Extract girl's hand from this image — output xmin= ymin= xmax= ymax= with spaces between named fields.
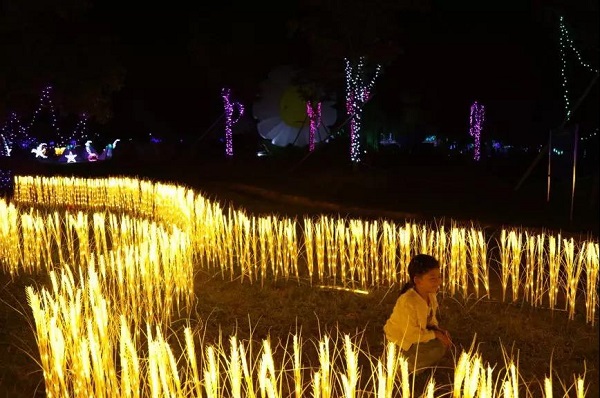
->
xmin=434 ymin=330 xmax=453 ymax=349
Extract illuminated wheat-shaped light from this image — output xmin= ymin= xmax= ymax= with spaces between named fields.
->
xmin=322 ymin=216 xmax=338 ymax=285
xmin=479 ymin=230 xmax=490 ymax=298
xmin=509 ymin=230 xmax=524 ymax=303
xmin=341 ymin=334 xmax=359 ymax=398
xmin=369 ymin=220 xmax=381 ymax=287
xmin=226 ymin=335 xmax=243 ymax=398
xmin=317 ymin=335 xmax=332 ymax=398
xmin=314 ymin=219 xmax=326 ymax=284
xmin=449 ymin=227 xmax=467 ymax=296
xmin=336 ymin=218 xmax=347 ymax=287
xmin=575 ymin=373 xmax=586 ymax=398
xmin=524 ymin=233 xmax=536 ymax=305
xmin=119 ymin=316 xmax=140 ymax=398
xmin=584 ymin=242 xmax=599 ymax=326
xmin=0 ymin=199 xmax=21 ymax=276
xmin=303 ymin=218 xmax=315 ymax=284
xmin=467 ymin=227 xmax=481 ymax=298
xmin=259 ymin=338 xmax=280 ymax=398
xmin=498 ymin=229 xmax=510 ymax=302
xmin=239 ymin=341 xmax=257 ymax=398
xmin=204 ymin=345 xmax=220 ymax=398
xmin=533 ymin=233 xmax=546 ymax=308
xmin=292 ymin=334 xmax=303 ymax=398
xmin=373 ymin=342 xmax=405 ymax=398
xmin=380 ymin=221 xmax=395 ymax=286
xmin=346 ymin=228 xmax=357 ymax=289
xmin=548 ymin=235 xmax=561 ymax=310
xmin=398 ymin=223 xmax=411 ymax=277
xmin=434 ymin=225 xmax=448 ymax=292
xmin=563 ymin=238 xmax=584 ymax=321
xmin=349 ymin=219 xmax=367 ymax=289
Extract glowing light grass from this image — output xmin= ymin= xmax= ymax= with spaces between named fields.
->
xmin=1 ymin=176 xmax=598 ymax=397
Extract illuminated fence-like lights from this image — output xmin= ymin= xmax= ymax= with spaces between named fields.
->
xmin=1 ymin=176 xmax=598 ymax=397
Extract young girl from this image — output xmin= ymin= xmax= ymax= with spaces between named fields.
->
xmin=384 ymin=254 xmax=452 ymax=373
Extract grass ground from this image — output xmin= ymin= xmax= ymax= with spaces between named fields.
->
xmin=0 ymin=146 xmax=598 ymax=397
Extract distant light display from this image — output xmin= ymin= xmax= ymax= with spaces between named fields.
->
xmin=0 ymin=168 xmax=12 ymax=190
xmin=221 ymin=88 xmax=244 ymax=157
xmin=28 ymin=85 xmax=61 ymax=142
xmin=469 ymin=101 xmax=485 ymax=161
xmin=344 ymin=57 xmax=381 ymax=163
xmin=306 ymin=101 xmax=322 ymax=152
xmin=558 ymin=15 xmax=599 ymax=121
xmin=1 ymin=112 xmax=32 ymax=155
xmin=65 ymin=113 xmax=90 ymax=145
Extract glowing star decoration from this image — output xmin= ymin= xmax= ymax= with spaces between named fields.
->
xmin=253 ymin=66 xmax=337 ymax=147
xmin=469 ymin=101 xmax=485 ymax=161
xmin=65 ymin=151 xmax=77 ymax=163
xmin=345 ymin=57 xmax=381 ymax=163
xmin=306 ymin=101 xmax=322 ymax=152
xmin=31 ymin=143 xmax=48 ymax=158
xmin=221 ymin=88 xmax=244 ymax=157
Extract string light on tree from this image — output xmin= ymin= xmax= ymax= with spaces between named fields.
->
xmin=345 ymin=56 xmax=381 ymax=163
xmin=306 ymin=101 xmax=322 ymax=152
xmin=1 ymin=112 xmax=32 ymax=153
xmin=28 ymin=85 xmax=61 ymax=143
xmin=469 ymin=101 xmax=485 ymax=161
xmin=66 ymin=113 xmax=90 ymax=144
xmin=558 ymin=15 xmax=599 ymax=121
xmin=221 ymin=88 xmax=244 ymax=158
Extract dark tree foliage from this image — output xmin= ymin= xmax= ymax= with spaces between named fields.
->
xmin=284 ymin=0 xmax=431 ymax=96
xmin=0 ymin=0 xmax=125 ymax=124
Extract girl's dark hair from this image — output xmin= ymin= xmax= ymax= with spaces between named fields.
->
xmin=399 ymin=254 xmax=440 ymax=295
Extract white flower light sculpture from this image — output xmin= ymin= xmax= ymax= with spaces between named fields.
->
xmin=253 ymin=66 xmax=337 ymax=148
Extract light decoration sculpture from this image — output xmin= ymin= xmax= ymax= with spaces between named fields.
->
xmin=344 ymin=57 xmax=381 ymax=163
xmin=65 ymin=151 xmax=78 ymax=163
xmin=28 ymin=85 xmax=61 ymax=143
xmin=31 ymin=143 xmax=49 ymax=158
xmin=221 ymin=88 xmax=244 ymax=158
xmin=306 ymin=101 xmax=322 ymax=152
xmin=558 ymin=15 xmax=599 ymax=121
xmin=0 ymin=134 xmax=10 ymax=157
xmin=469 ymin=101 xmax=485 ymax=161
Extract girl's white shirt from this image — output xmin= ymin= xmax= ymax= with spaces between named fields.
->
xmin=383 ymin=288 xmax=439 ymax=351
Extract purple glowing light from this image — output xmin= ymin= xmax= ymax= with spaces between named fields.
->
xmin=469 ymin=101 xmax=485 ymax=161
xmin=221 ymin=88 xmax=244 ymax=158
xmin=306 ymin=101 xmax=322 ymax=152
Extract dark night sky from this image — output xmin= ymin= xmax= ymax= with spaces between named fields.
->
xmin=44 ymin=1 xmax=600 ymax=145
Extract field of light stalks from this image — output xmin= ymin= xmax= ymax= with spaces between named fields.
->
xmin=0 ymin=175 xmax=598 ymax=397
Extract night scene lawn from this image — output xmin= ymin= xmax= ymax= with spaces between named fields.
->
xmin=0 ymin=147 xmax=598 ymax=397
